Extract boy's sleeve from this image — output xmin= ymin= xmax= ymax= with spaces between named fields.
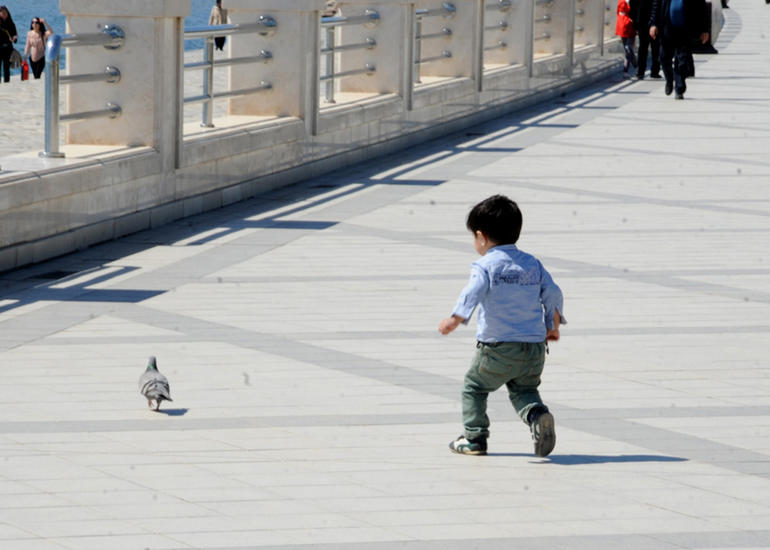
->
xmin=539 ymin=261 xmax=566 ymax=330
xmin=451 ymin=265 xmax=489 ymax=324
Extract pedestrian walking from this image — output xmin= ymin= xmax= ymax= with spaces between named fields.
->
xmin=439 ymin=195 xmax=565 ymax=457
xmin=617 ymin=0 xmax=638 ymax=76
xmin=631 ymin=0 xmax=661 ymax=78
xmin=650 ymin=0 xmax=710 ymax=99
xmin=24 ymin=17 xmax=53 ymax=79
xmin=208 ymin=0 xmax=227 ymax=51
xmin=0 ymin=5 xmax=18 ymax=83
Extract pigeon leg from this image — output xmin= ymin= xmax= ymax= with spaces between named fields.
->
xmin=155 ymin=400 xmax=161 ymax=411
xmin=147 ymin=399 xmax=153 ymax=408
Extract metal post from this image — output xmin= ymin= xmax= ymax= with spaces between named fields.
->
xmin=325 ymin=26 xmax=336 ymax=103
xmin=414 ymin=16 xmax=422 ymax=83
xmin=201 ymin=38 xmax=215 ymax=127
xmin=41 ymin=35 xmax=64 ymax=158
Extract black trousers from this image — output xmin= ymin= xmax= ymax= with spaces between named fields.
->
xmin=659 ymin=33 xmax=691 ymax=94
xmin=214 ymin=36 xmax=225 ymax=51
xmin=637 ymin=29 xmax=660 ymax=77
xmin=0 ymin=44 xmax=11 ymax=83
xmin=30 ymin=57 xmax=45 ymax=79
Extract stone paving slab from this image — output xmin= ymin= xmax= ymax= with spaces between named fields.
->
xmin=0 ymin=0 xmax=769 ymax=548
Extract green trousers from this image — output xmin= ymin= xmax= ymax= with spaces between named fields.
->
xmin=462 ymin=341 xmax=546 ymax=441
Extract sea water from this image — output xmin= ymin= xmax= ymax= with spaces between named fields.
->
xmin=2 ymin=0 xmax=214 ymax=75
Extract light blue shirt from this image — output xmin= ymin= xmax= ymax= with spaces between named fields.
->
xmin=452 ymin=245 xmax=566 ymax=343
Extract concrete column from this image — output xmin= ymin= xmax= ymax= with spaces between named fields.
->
xmin=226 ymin=0 xmax=325 ymax=126
xmin=61 ymin=0 xmax=189 ymax=161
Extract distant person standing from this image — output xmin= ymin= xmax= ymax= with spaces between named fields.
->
xmin=208 ymin=0 xmax=227 ymax=51
xmin=0 ymin=5 xmax=18 ymax=83
xmin=24 ymin=17 xmax=53 ymax=79
xmin=649 ymin=0 xmax=709 ymax=99
xmin=630 ymin=0 xmax=661 ymax=79
xmin=616 ymin=0 xmax=637 ymax=77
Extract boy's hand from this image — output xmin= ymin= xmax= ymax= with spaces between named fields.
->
xmin=546 ymin=310 xmax=561 ymax=342
xmin=438 ymin=315 xmax=464 ymax=335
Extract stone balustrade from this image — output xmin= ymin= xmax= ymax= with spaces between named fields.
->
xmin=0 ymin=0 xmax=621 ymax=272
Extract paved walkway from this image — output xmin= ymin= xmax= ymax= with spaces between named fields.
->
xmin=1 ymin=1 xmax=769 ymax=548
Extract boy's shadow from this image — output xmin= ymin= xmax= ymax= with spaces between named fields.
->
xmin=155 ymin=408 xmax=189 ymax=417
xmin=487 ymin=452 xmax=687 ymax=464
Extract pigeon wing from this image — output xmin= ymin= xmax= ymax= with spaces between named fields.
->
xmin=139 ymin=371 xmax=173 ymax=401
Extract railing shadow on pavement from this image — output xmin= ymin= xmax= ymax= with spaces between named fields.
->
xmin=0 ymin=77 xmax=636 ymax=312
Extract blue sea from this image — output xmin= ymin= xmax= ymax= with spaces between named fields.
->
xmin=3 ymin=0 xmax=213 ymax=74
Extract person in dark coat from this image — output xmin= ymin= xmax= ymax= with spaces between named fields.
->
xmin=0 ymin=5 xmax=18 ymax=83
xmin=630 ymin=0 xmax=661 ymax=79
xmin=649 ymin=0 xmax=710 ymax=99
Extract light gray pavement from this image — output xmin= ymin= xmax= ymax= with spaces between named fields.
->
xmin=1 ymin=1 xmax=770 ymax=548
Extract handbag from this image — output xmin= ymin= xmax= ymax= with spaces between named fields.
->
xmin=9 ymin=48 xmax=22 ymax=69
xmin=21 ymin=59 xmax=29 ymax=80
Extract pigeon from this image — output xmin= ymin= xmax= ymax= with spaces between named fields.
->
xmin=138 ymin=356 xmax=173 ymax=411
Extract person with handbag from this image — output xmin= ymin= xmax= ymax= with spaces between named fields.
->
xmin=649 ymin=0 xmax=709 ymax=100
xmin=24 ymin=17 xmax=53 ymax=79
xmin=0 ymin=5 xmax=18 ymax=83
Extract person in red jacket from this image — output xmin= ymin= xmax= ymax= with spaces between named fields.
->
xmin=616 ymin=0 xmax=637 ymax=76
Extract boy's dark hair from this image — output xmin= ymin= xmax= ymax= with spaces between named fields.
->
xmin=466 ymin=194 xmax=522 ymax=245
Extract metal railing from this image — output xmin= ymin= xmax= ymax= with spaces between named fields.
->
xmin=41 ymin=24 xmax=125 ymax=158
xmin=320 ymin=10 xmax=380 ymax=104
xmin=414 ymin=2 xmax=456 ymax=83
xmin=183 ymin=16 xmax=277 ymax=128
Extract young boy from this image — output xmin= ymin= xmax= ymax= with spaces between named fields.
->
xmin=439 ymin=195 xmax=564 ymax=457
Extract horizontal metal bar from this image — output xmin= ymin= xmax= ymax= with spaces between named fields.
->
xmin=60 ymin=24 xmax=125 ymax=50
xmin=184 ymin=16 xmax=277 ymax=40
xmin=184 ymin=94 xmax=211 ymax=105
xmin=321 ymin=10 xmax=380 ymax=28
xmin=211 ymin=81 xmax=273 ymax=100
xmin=320 ymin=38 xmax=376 ymax=54
xmin=319 ymin=64 xmax=375 ymax=81
xmin=536 ymin=15 xmax=552 ymax=22
xmin=484 ymin=21 xmax=508 ymax=31
xmin=534 ymin=33 xmax=551 ymax=40
xmin=486 ymin=0 xmax=512 ymax=10
xmin=416 ymin=50 xmax=452 ymax=63
xmin=417 ymin=27 xmax=453 ymax=40
xmin=415 ymin=3 xmax=456 ymax=18
xmin=60 ymin=102 xmax=121 ymax=122
xmin=60 ymin=66 xmax=121 ymax=85
xmin=484 ymin=40 xmax=507 ymax=51
xmin=184 ymin=51 xmax=272 ymax=70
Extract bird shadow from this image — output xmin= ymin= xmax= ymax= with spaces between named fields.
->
xmin=486 ymin=452 xmax=687 ymax=465
xmin=155 ymin=408 xmax=189 ymax=416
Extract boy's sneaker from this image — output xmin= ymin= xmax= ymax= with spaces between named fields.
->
xmin=449 ymin=435 xmax=487 ymax=455
xmin=530 ymin=410 xmax=556 ymax=457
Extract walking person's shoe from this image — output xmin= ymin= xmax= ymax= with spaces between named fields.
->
xmin=675 ymin=92 xmax=684 ymax=100
xmin=650 ymin=72 xmax=662 ymax=79
xmin=665 ymin=81 xmax=674 ymax=95
xmin=529 ymin=409 xmax=556 ymax=457
xmin=449 ymin=435 xmax=487 ymax=455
